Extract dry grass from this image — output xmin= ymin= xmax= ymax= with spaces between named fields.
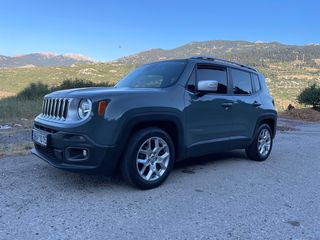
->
xmin=279 ymin=108 xmax=320 ymax=122
xmin=0 ymin=98 xmax=42 ymax=123
xmin=0 ymin=91 xmax=15 ymax=99
xmin=278 ymin=74 xmax=317 ymax=80
xmin=0 ymin=143 xmax=33 ymax=157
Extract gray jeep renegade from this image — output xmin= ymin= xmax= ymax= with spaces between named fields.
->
xmin=32 ymin=56 xmax=277 ymax=189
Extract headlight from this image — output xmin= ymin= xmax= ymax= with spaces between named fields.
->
xmin=78 ymin=99 xmax=92 ymax=120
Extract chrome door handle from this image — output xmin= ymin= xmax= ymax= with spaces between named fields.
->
xmin=252 ymin=101 xmax=261 ymax=107
xmin=221 ymin=102 xmax=233 ymax=108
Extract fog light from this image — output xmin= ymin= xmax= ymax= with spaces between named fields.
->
xmin=66 ymin=148 xmax=89 ymax=161
xmin=83 ymin=149 xmax=88 ymax=157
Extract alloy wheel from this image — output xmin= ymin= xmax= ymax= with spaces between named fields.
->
xmin=136 ymin=137 xmax=170 ymax=181
xmin=257 ymin=128 xmax=271 ymax=157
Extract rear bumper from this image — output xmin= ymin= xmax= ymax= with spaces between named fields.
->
xmin=31 ymin=125 xmax=121 ymax=175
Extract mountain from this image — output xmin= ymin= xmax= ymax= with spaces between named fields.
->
xmin=115 ymin=40 xmax=320 ymax=67
xmin=0 ymin=53 xmax=94 ymax=68
xmin=3 ymin=40 xmax=320 ymax=68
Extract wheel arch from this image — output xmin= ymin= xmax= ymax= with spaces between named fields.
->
xmin=117 ymin=112 xmax=186 ymax=162
xmin=255 ymin=113 xmax=277 ymax=139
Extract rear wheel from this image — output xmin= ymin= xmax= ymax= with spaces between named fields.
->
xmin=121 ymin=127 xmax=174 ymax=189
xmin=246 ymin=124 xmax=273 ymax=161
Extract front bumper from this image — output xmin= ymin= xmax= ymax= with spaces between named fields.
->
xmin=31 ymin=124 xmax=121 ymax=175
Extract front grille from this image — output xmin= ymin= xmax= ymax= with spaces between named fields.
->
xmin=41 ymin=97 xmax=70 ymax=120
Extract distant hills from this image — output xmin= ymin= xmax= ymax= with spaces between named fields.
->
xmin=0 ymin=53 xmax=94 ymax=68
xmin=116 ymin=40 xmax=320 ymax=67
xmin=1 ymin=40 xmax=320 ymax=68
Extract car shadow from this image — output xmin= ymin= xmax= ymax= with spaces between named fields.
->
xmin=174 ymin=150 xmax=248 ymax=169
xmin=38 ymin=150 xmax=249 ymax=190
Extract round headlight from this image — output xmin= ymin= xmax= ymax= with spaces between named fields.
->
xmin=78 ymin=99 xmax=92 ymax=119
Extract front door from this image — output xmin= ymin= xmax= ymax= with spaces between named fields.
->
xmin=184 ymin=64 xmax=236 ymax=156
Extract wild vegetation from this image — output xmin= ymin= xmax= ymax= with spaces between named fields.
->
xmin=0 ymin=79 xmax=114 ymax=123
xmin=297 ymin=83 xmax=320 ymax=109
xmin=0 ymin=62 xmax=134 ymax=95
xmin=258 ymin=62 xmax=320 ymax=109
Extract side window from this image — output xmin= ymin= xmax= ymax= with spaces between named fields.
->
xmin=197 ymin=66 xmax=227 ymax=94
xmin=251 ymin=73 xmax=261 ymax=92
xmin=231 ymin=69 xmax=253 ymax=95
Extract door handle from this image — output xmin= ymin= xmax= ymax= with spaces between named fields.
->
xmin=221 ymin=102 xmax=233 ymax=108
xmin=252 ymin=101 xmax=261 ymax=107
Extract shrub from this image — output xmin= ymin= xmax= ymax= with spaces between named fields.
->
xmin=297 ymin=84 xmax=320 ymax=109
xmin=16 ymin=79 xmax=114 ymax=100
xmin=16 ymin=82 xmax=50 ymax=100
xmin=51 ymin=79 xmax=113 ymax=91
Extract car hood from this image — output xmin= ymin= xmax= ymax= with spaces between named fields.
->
xmin=46 ymin=87 xmax=163 ymax=100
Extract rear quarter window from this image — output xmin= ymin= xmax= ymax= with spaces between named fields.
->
xmin=251 ymin=73 xmax=261 ymax=92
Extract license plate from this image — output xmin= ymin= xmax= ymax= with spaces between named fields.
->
xmin=32 ymin=129 xmax=48 ymax=147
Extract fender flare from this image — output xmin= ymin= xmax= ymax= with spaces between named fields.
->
xmin=115 ymin=111 xmax=186 ymax=161
xmin=252 ymin=112 xmax=278 ymax=141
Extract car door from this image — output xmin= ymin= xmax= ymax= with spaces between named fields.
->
xmin=229 ymin=68 xmax=263 ymax=144
xmin=184 ymin=64 xmax=237 ymax=157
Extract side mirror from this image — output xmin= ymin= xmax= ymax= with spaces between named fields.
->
xmin=197 ymin=80 xmax=218 ymax=92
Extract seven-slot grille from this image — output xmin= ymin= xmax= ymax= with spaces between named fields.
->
xmin=41 ymin=98 xmax=70 ymax=120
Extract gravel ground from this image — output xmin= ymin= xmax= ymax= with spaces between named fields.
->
xmin=0 ymin=119 xmax=320 ymax=239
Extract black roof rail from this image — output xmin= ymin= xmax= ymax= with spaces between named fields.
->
xmin=190 ymin=55 xmax=257 ymax=72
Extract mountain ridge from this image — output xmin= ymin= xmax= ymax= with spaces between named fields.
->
xmin=115 ymin=40 xmax=320 ymax=66
xmin=0 ymin=52 xmax=94 ymax=68
xmin=2 ymin=40 xmax=320 ymax=68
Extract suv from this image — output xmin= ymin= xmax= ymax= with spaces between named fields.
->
xmin=32 ymin=56 xmax=277 ymax=189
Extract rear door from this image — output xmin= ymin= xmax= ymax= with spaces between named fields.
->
xmin=229 ymin=68 xmax=262 ymax=142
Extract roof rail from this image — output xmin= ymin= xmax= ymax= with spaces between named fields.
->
xmin=190 ymin=56 xmax=257 ymax=72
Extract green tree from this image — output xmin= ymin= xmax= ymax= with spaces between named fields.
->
xmin=297 ymin=84 xmax=320 ymax=109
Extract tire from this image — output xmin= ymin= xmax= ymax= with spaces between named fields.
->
xmin=121 ymin=127 xmax=175 ymax=189
xmin=246 ymin=124 xmax=273 ymax=161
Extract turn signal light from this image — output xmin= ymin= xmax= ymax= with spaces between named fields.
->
xmin=98 ymin=101 xmax=107 ymax=116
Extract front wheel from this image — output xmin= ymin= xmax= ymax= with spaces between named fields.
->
xmin=246 ymin=124 xmax=273 ymax=161
xmin=121 ymin=127 xmax=175 ymax=189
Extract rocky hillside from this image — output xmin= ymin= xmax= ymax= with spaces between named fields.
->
xmin=0 ymin=53 xmax=94 ymax=68
xmin=116 ymin=40 xmax=320 ymax=67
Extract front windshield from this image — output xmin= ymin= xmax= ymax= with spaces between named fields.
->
xmin=115 ymin=60 xmax=186 ymax=88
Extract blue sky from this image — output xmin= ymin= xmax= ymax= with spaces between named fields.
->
xmin=0 ymin=0 xmax=319 ymax=61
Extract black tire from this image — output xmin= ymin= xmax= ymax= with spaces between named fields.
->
xmin=246 ymin=124 xmax=273 ymax=161
xmin=121 ymin=127 xmax=175 ymax=189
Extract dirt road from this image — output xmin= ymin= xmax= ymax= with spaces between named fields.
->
xmin=1 ymin=119 xmax=320 ymax=239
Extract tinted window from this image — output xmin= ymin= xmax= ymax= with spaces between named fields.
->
xmin=231 ymin=69 xmax=252 ymax=95
xmin=197 ymin=67 xmax=227 ymax=94
xmin=116 ymin=61 xmax=186 ymax=88
xmin=251 ymin=73 xmax=261 ymax=92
